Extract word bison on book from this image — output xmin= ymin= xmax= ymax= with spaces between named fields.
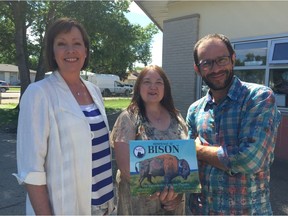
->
xmin=130 ymin=139 xmax=201 ymax=195
xmin=135 ymin=154 xmax=190 ymax=187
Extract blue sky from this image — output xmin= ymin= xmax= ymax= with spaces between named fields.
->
xmin=126 ymin=2 xmax=163 ymax=66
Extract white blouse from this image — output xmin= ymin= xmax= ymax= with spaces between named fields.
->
xmin=13 ymin=71 xmax=114 ymax=215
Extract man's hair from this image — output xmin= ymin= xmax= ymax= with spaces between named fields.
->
xmin=193 ymin=33 xmax=235 ymax=66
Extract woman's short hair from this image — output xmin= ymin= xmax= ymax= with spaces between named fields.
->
xmin=45 ymin=17 xmax=90 ymax=71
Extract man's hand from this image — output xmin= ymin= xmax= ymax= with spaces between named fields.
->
xmin=194 ymin=136 xmax=228 ymax=171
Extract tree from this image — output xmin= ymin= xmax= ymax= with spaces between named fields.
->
xmin=30 ymin=1 xmax=59 ymax=81
xmin=0 ymin=3 xmax=15 ymax=64
xmin=58 ymin=1 xmax=158 ymax=79
xmin=7 ymin=1 xmax=31 ymax=95
xmin=0 ymin=1 xmax=51 ymax=93
xmin=0 ymin=0 xmax=159 ymax=95
xmin=134 ymin=23 xmax=158 ymax=66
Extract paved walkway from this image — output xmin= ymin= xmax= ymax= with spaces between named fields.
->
xmin=0 ymin=131 xmax=25 ymax=215
xmin=0 ymin=130 xmax=287 ymax=215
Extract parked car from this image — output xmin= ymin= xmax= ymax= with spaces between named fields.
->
xmin=0 ymin=80 xmax=9 ymax=92
xmin=124 ymin=84 xmax=134 ymax=92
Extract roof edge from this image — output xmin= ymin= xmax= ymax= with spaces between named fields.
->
xmin=134 ymin=0 xmax=163 ymax=32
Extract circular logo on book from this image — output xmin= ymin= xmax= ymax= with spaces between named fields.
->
xmin=133 ymin=146 xmax=145 ymax=158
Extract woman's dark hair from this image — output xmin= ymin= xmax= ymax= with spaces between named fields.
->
xmin=45 ymin=17 xmax=90 ymax=71
xmin=193 ymin=33 xmax=235 ymax=66
xmin=127 ymin=65 xmax=180 ymax=122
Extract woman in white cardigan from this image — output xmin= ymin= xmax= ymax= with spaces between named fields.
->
xmin=14 ymin=18 xmax=114 ymax=215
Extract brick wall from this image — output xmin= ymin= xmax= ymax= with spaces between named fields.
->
xmin=162 ymin=14 xmax=200 ymax=118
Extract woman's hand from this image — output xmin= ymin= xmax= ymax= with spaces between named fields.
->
xmin=114 ymin=141 xmax=130 ymax=182
xmin=149 ymin=185 xmax=183 ymax=211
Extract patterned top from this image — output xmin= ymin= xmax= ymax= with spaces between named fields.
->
xmin=81 ymin=103 xmax=114 ymax=207
xmin=110 ymin=110 xmax=188 ymax=215
xmin=186 ymin=76 xmax=281 ymax=215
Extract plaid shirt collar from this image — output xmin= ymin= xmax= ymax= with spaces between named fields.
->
xmin=204 ymin=75 xmax=242 ymax=108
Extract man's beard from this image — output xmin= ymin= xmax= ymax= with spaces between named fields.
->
xmin=202 ymin=69 xmax=234 ymax=91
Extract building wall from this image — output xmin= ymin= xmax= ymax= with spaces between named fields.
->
xmin=275 ymin=115 xmax=288 ymax=161
xmin=0 ymin=73 xmax=5 ymax=81
xmin=162 ymin=14 xmax=200 ymax=117
xmin=162 ymin=1 xmax=288 ymax=117
xmin=160 ymin=2 xmax=288 ymax=161
xmin=168 ymin=1 xmax=288 ymax=40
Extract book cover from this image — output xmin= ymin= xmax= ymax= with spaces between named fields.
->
xmin=129 ymin=139 xmax=201 ymax=196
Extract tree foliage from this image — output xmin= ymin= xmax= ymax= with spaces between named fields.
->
xmin=0 ymin=0 xmax=158 ymax=93
xmin=0 ymin=3 xmax=15 ymax=64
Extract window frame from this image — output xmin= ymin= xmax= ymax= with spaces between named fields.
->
xmin=269 ymin=39 xmax=288 ymax=64
xmin=231 ymin=35 xmax=288 ymax=112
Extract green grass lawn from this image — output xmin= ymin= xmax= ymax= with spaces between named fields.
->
xmin=7 ymin=87 xmax=21 ymax=92
xmin=104 ymin=97 xmax=131 ymax=113
xmin=0 ymin=97 xmax=131 ymax=132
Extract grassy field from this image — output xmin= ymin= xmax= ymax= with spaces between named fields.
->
xmin=6 ymin=87 xmax=21 ymax=92
xmin=0 ymin=97 xmax=131 ymax=131
xmin=103 ymin=97 xmax=131 ymax=113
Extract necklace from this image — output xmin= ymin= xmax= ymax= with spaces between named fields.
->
xmin=76 ymin=89 xmax=86 ymax=96
xmin=71 ymin=82 xmax=86 ymax=97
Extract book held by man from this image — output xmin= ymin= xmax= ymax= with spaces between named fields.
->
xmin=129 ymin=139 xmax=201 ymax=196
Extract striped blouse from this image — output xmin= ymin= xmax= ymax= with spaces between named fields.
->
xmin=80 ymin=103 xmax=114 ymax=207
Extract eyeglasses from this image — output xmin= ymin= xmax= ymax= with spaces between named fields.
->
xmin=197 ymin=56 xmax=231 ymax=72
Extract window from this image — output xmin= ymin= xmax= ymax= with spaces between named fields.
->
xmin=269 ymin=69 xmax=288 ymax=107
xmin=269 ymin=39 xmax=288 ymax=64
xmin=232 ymin=36 xmax=288 ymax=110
xmin=233 ymin=41 xmax=267 ymax=86
xmin=234 ymin=41 xmax=267 ymax=66
xmin=234 ymin=69 xmax=265 ymax=85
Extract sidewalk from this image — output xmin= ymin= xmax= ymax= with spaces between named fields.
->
xmin=270 ymin=159 xmax=288 ymax=215
xmin=0 ymin=129 xmax=287 ymax=215
xmin=0 ymin=131 xmax=25 ymax=215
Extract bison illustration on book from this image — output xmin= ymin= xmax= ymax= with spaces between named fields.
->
xmin=135 ymin=154 xmax=190 ymax=187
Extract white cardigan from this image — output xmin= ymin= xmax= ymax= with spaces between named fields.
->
xmin=14 ymin=71 xmax=114 ymax=215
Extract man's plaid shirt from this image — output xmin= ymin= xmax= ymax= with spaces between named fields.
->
xmin=186 ymin=76 xmax=281 ymax=215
